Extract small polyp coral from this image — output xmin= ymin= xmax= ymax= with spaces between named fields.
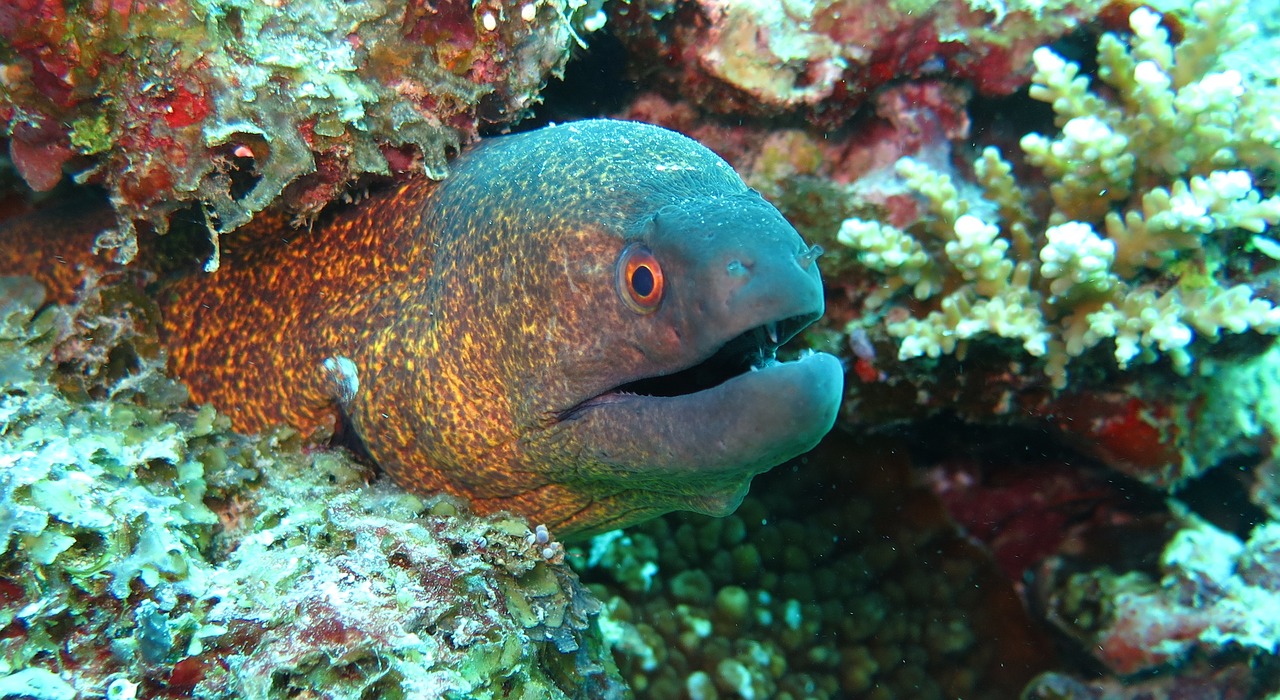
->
xmin=579 ymin=437 xmax=1054 ymax=700
xmin=836 ymin=0 xmax=1280 ymax=387
xmin=0 ymin=0 xmax=600 ymax=266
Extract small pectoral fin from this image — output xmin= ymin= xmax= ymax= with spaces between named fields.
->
xmin=322 ymin=354 xmax=377 ymax=463
xmin=322 ymin=355 xmax=361 ymax=409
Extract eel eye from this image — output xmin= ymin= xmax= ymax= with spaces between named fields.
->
xmin=616 ymin=243 xmax=664 ymax=314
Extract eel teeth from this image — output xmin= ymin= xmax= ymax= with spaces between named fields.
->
xmin=766 ymin=322 xmax=779 ymax=345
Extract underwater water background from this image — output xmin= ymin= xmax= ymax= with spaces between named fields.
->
xmin=2 ymin=0 xmax=1280 ymax=698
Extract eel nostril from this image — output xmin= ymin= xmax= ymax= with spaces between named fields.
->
xmin=797 ymin=244 xmax=824 ymax=270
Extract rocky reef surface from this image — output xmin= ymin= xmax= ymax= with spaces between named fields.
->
xmin=0 ymin=0 xmax=603 ymax=266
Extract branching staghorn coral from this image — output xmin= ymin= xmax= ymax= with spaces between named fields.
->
xmin=837 ymin=0 xmax=1280 ymax=387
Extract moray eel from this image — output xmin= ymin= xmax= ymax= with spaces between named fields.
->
xmin=22 ymin=120 xmax=845 ymax=537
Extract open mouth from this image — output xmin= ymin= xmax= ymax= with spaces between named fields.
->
xmin=613 ymin=312 xmax=817 ymax=397
xmin=559 ymin=311 xmax=819 ymax=422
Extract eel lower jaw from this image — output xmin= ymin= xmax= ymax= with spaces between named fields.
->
xmin=555 ymin=350 xmax=844 ymax=486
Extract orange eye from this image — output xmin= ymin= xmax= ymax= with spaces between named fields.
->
xmin=616 ymin=243 xmax=664 ymax=314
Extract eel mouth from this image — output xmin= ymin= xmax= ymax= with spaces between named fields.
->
xmin=559 ymin=311 xmax=819 ymax=420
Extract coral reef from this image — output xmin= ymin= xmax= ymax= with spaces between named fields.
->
xmin=608 ymin=0 xmax=1105 ymax=125
xmin=618 ymin=77 xmax=975 ymax=201
xmin=577 ymin=436 xmax=1054 ymax=700
xmin=614 ymin=0 xmax=1280 ymax=491
xmin=1023 ymin=665 xmax=1263 ymax=700
xmin=811 ymin=2 xmax=1280 ymax=691
xmin=1027 ymin=509 xmax=1280 ymax=692
xmin=6 ymin=0 xmax=1280 ymax=697
xmin=0 ymin=0 xmax=603 ymax=265
xmin=835 ymin=0 xmax=1280 ymax=387
xmin=0 ymin=275 xmax=624 ymax=698
xmin=792 ymin=0 xmax=1280 ymax=500
xmin=924 ymin=447 xmax=1166 ymax=583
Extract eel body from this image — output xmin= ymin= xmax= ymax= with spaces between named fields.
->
xmin=25 ymin=120 xmax=845 ymax=537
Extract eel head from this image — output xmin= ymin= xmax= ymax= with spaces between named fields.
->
xmin=536 ymin=193 xmax=844 ymax=535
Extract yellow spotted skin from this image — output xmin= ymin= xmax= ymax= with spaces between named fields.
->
xmin=158 ymin=120 xmax=844 ymax=537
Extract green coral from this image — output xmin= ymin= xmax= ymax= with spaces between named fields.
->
xmin=0 ymin=276 xmax=624 ymax=699
xmin=836 ymin=0 xmax=1280 ymax=387
xmin=574 ymin=448 xmax=1034 ymax=700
